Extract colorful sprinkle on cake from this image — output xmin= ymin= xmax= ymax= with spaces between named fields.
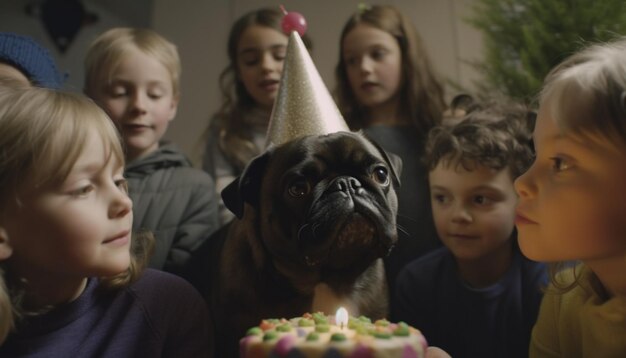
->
xmin=240 ymin=312 xmax=427 ymax=358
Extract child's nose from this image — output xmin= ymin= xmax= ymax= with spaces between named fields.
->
xmin=130 ymin=92 xmax=148 ymax=114
xmin=260 ymin=53 xmax=278 ymax=72
xmin=514 ymin=169 xmax=534 ymax=199
xmin=110 ymin=190 xmax=133 ymax=219
xmin=451 ymin=204 xmax=472 ymax=223
xmin=359 ymin=57 xmax=374 ymax=73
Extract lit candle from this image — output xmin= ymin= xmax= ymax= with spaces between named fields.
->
xmin=335 ymin=307 xmax=348 ymax=330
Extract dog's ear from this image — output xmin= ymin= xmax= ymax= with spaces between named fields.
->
xmin=359 ymin=132 xmax=402 ymax=189
xmin=382 ymin=150 xmax=402 ymax=188
xmin=221 ymin=149 xmax=272 ymax=219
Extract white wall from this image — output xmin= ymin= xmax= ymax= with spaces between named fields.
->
xmin=0 ymin=0 xmax=484 ymax=163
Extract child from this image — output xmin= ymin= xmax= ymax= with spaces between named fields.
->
xmin=514 ymin=37 xmax=626 ymax=356
xmin=0 ymin=86 xmax=211 ymax=356
xmin=84 ymin=28 xmax=219 ymax=277
xmin=393 ymin=102 xmax=547 ymax=358
xmin=334 ymin=4 xmax=447 ymax=291
xmin=0 ymin=32 xmax=64 ymax=88
xmin=201 ymin=7 xmax=312 ymax=224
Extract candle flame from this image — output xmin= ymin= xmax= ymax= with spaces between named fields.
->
xmin=336 ymin=307 xmax=348 ymax=329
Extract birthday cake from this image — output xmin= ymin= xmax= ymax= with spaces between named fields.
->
xmin=239 ymin=311 xmax=427 ymax=358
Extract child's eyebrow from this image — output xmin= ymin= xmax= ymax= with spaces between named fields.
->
xmin=430 ymin=183 xmax=505 ymax=193
xmin=64 ymin=163 xmax=103 ymax=183
xmin=108 ymin=78 xmax=134 ymax=87
xmin=239 ymin=44 xmax=286 ymax=55
xmin=429 ymin=185 xmax=449 ymax=191
xmin=238 ymin=48 xmax=258 ymax=56
xmin=109 ymin=78 xmax=168 ymax=88
xmin=470 ymin=184 xmax=505 ymax=192
xmin=344 ymin=43 xmax=389 ymax=52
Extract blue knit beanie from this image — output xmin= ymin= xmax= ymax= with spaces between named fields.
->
xmin=0 ymin=32 xmax=64 ymax=89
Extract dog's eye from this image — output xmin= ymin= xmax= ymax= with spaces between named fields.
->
xmin=288 ymin=178 xmax=311 ymax=197
xmin=372 ymin=166 xmax=389 ymax=185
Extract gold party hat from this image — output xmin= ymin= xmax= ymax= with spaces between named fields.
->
xmin=265 ymin=31 xmax=349 ymax=147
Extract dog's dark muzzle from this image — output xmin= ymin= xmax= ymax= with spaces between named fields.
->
xmin=298 ymin=176 xmax=396 ymax=268
xmin=330 ymin=176 xmax=364 ymax=198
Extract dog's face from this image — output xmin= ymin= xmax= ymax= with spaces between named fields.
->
xmin=223 ymin=131 xmax=401 ymax=278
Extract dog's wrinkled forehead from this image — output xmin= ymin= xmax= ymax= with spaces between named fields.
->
xmin=271 ymin=132 xmax=383 ymax=175
xmin=222 ymin=131 xmax=401 ymax=219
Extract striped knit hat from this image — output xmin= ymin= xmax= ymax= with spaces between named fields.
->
xmin=0 ymin=32 xmax=64 ymax=89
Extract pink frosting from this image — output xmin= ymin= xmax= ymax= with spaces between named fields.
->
xmin=418 ymin=334 xmax=428 ymax=353
xmin=349 ymin=343 xmax=374 ymax=358
xmin=402 ymin=344 xmax=418 ymax=358
xmin=239 ymin=335 xmax=255 ymax=358
xmin=274 ymin=335 xmax=296 ymax=356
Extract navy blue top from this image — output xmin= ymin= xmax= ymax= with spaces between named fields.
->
xmin=392 ymin=245 xmax=547 ymax=358
xmin=363 ymin=125 xmax=441 ymax=298
xmin=0 ymin=269 xmax=212 ymax=357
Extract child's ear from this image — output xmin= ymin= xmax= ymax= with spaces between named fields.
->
xmin=0 ymin=228 xmax=13 ymax=260
xmin=168 ymin=95 xmax=179 ymax=122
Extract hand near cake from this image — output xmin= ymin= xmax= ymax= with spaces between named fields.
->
xmin=426 ymin=347 xmax=452 ymax=358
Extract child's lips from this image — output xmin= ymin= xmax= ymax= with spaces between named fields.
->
xmin=360 ymin=82 xmax=379 ymax=91
xmin=515 ymin=212 xmax=537 ymax=225
xmin=448 ymin=233 xmax=479 ymax=240
xmin=259 ymin=79 xmax=279 ymax=91
xmin=104 ymin=230 xmax=130 ymax=245
xmin=123 ymin=123 xmax=151 ymax=131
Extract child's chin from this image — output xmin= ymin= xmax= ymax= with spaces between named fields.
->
xmin=99 ymin=258 xmax=132 ymax=276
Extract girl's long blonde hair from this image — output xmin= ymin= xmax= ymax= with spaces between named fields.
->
xmin=84 ymin=27 xmax=181 ymax=99
xmin=0 ymin=86 xmax=153 ymax=344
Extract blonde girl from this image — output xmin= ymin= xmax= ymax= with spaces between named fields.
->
xmin=515 ymin=37 xmax=626 ymax=356
xmin=85 ymin=28 xmax=219 ymax=276
xmin=0 ymin=87 xmax=211 ymax=356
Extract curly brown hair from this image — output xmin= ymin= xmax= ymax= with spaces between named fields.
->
xmin=424 ymin=100 xmax=536 ymax=179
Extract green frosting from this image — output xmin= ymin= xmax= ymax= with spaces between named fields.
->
xmin=354 ymin=325 xmax=369 ymax=335
xmin=306 ymin=332 xmax=320 ymax=341
xmin=315 ymin=324 xmax=330 ymax=333
xmin=263 ymin=331 xmax=278 ymax=341
xmin=330 ymin=333 xmax=347 ymax=342
xmin=246 ymin=327 xmax=262 ymax=336
xmin=393 ymin=327 xmax=410 ymax=337
xmin=312 ymin=312 xmax=328 ymax=324
xmin=393 ymin=322 xmax=410 ymax=336
xmin=357 ymin=316 xmax=372 ymax=323
xmin=373 ymin=331 xmax=392 ymax=339
xmin=375 ymin=319 xmax=390 ymax=327
xmin=348 ymin=318 xmax=360 ymax=329
xmin=276 ymin=324 xmax=292 ymax=332
xmin=298 ymin=318 xmax=314 ymax=327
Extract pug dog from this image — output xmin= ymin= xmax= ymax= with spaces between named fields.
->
xmin=191 ymin=131 xmax=401 ymax=357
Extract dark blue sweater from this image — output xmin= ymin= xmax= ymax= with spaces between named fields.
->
xmin=0 ymin=269 xmax=212 ymax=357
xmin=392 ymin=246 xmax=546 ymax=358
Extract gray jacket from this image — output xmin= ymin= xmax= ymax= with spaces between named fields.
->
xmin=126 ymin=143 xmax=219 ymax=277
